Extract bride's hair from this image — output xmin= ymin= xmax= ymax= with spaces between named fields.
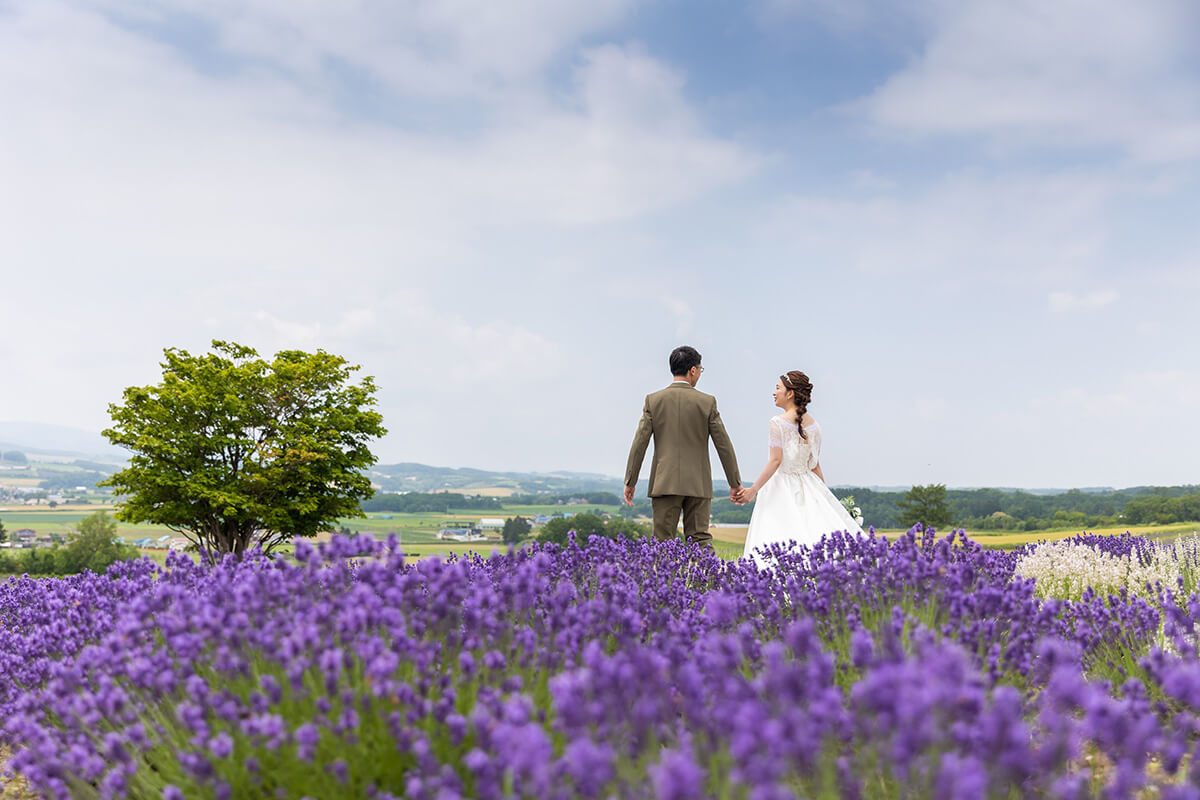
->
xmin=780 ymin=371 xmax=812 ymax=440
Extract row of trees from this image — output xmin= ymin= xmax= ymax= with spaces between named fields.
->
xmin=505 ymin=492 xmax=623 ymax=506
xmin=840 ymin=485 xmax=1200 ymax=531
xmin=703 ymin=484 xmax=1200 ymax=531
xmin=537 ymin=513 xmax=650 ymax=546
xmin=1122 ymin=494 xmax=1200 ymax=525
xmin=360 ymin=492 xmax=504 ymax=513
xmin=0 ymin=511 xmax=138 ymax=576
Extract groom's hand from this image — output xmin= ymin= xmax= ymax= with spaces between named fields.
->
xmin=730 ymin=485 xmax=744 ymax=505
xmin=623 ymin=485 xmax=635 ymax=506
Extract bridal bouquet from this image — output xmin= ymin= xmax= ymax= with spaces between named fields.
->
xmin=840 ymin=495 xmax=865 ymax=526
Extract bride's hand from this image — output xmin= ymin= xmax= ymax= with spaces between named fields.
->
xmin=742 ymin=486 xmax=757 ymax=503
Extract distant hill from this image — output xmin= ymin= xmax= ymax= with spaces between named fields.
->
xmin=369 ymin=462 xmax=625 ymax=494
xmin=0 ymin=421 xmax=125 ymax=463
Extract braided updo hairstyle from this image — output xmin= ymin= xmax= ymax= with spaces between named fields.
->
xmin=780 ymin=371 xmax=813 ymax=440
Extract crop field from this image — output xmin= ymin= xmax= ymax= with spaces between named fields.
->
xmin=7 ymin=507 xmax=1199 ymax=565
xmin=7 ymin=528 xmax=1200 ymax=797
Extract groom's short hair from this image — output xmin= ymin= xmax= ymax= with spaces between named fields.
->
xmin=669 ymin=346 xmax=702 ymax=376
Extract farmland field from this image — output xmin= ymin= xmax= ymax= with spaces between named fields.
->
xmin=7 ymin=527 xmax=1200 ymax=797
xmin=5 ymin=506 xmax=1199 ymax=562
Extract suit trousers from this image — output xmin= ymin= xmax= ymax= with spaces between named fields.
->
xmin=651 ymin=495 xmax=713 ymax=549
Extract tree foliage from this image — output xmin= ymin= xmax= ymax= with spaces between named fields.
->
xmin=896 ymin=484 xmax=953 ymax=530
xmin=59 ymin=510 xmax=132 ymax=574
xmin=506 ymin=492 xmax=622 ymax=506
xmin=360 ymin=492 xmax=503 ymax=513
xmin=537 ymin=513 xmax=649 ymax=546
xmin=0 ymin=511 xmax=136 ymax=575
xmin=100 ymin=341 xmax=386 ymax=558
xmin=0 ymin=517 xmax=6 ymax=544
xmin=502 ymin=516 xmax=532 ymax=544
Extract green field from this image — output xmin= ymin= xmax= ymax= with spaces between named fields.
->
xmin=0 ymin=505 xmax=622 ymax=563
xmin=4 ymin=506 xmax=1197 ymax=564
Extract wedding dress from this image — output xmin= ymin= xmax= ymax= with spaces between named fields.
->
xmin=741 ymin=415 xmax=863 ymax=568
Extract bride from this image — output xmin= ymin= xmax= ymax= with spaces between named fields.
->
xmin=741 ymin=371 xmax=863 ymax=567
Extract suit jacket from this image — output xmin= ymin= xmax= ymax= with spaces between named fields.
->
xmin=625 ymin=382 xmax=741 ymax=498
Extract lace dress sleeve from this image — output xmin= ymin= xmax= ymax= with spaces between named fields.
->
xmin=806 ymin=422 xmax=822 ymax=469
xmin=768 ymin=417 xmax=784 ymax=449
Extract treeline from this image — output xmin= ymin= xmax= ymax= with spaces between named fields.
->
xmin=38 ymin=470 xmax=109 ymax=492
xmin=358 ymin=486 xmax=1200 ymax=531
xmin=360 ymin=492 xmax=504 ymax=513
xmin=698 ymin=486 xmax=1200 ymax=530
xmin=360 ymin=491 xmax=624 ymax=514
xmin=1122 ymin=494 xmax=1200 ymax=525
xmin=537 ymin=513 xmax=650 ymax=545
xmin=0 ymin=511 xmax=138 ymax=576
xmin=834 ymin=486 xmax=1200 ymax=531
xmin=506 ymin=492 xmax=622 ymax=506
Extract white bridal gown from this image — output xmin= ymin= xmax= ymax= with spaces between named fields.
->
xmin=741 ymin=415 xmax=863 ymax=568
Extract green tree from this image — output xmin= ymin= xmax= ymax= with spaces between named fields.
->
xmin=896 ymin=483 xmax=953 ymax=530
xmin=538 ymin=513 xmax=648 ymax=546
xmin=502 ymin=516 xmax=532 ymax=544
xmin=538 ymin=513 xmax=607 ymax=545
xmin=59 ymin=510 xmax=136 ymax=574
xmin=601 ymin=517 xmax=649 ymax=539
xmin=100 ymin=340 xmax=386 ymax=558
xmin=0 ymin=517 xmax=6 ymax=544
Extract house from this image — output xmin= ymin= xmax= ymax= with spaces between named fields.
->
xmin=14 ymin=529 xmax=36 ymax=543
xmin=436 ymin=527 xmax=486 ymax=542
xmin=168 ymin=538 xmax=191 ymax=552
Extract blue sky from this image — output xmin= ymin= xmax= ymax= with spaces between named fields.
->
xmin=1 ymin=0 xmax=1198 ymax=489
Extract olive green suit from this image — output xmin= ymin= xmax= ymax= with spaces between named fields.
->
xmin=625 ymin=382 xmax=741 ymax=547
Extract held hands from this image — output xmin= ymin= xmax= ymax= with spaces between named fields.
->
xmin=737 ymin=485 xmax=757 ymax=505
xmin=623 ymin=485 xmax=636 ymax=506
xmin=730 ymin=485 xmax=746 ymax=505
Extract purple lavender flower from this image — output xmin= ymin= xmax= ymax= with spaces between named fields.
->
xmin=650 ymin=749 xmax=704 ymax=800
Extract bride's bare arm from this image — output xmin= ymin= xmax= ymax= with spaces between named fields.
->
xmin=813 ymin=463 xmax=825 ymax=483
xmin=745 ymin=446 xmax=783 ymax=501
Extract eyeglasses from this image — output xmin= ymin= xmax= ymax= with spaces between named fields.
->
xmin=696 ymin=366 xmax=705 ymax=373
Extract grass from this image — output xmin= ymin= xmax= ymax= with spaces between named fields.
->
xmin=5 ymin=507 xmax=1198 ymax=562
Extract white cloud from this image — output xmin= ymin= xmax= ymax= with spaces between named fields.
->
xmin=1151 ymin=263 xmax=1200 ymax=290
xmin=93 ymin=0 xmax=640 ymax=98
xmin=1045 ymin=370 xmax=1200 ymax=420
xmin=846 ymin=0 xmax=1200 ymax=162
xmin=764 ymin=170 xmax=1112 ymax=281
xmin=0 ymin=0 xmax=758 ymax=468
xmin=1047 ymin=289 xmax=1119 ymax=313
xmin=0 ymin=4 xmax=757 ymax=257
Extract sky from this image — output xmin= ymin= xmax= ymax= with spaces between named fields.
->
xmin=2 ymin=0 xmax=1199 ymax=489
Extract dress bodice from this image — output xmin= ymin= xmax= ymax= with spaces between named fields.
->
xmin=769 ymin=415 xmax=821 ymax=476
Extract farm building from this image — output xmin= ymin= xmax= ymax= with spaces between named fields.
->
xmin=436 ymin=527 xmax=486 ymax=542
xmin=477 ymin=518 xmax=505 ymax=531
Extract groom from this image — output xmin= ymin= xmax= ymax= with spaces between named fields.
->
xmin=624 ymin=346 xmax=744 ymax=549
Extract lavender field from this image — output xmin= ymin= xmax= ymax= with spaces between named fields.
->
xmin=4 ymin=529 xmax=1200 ymax=799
